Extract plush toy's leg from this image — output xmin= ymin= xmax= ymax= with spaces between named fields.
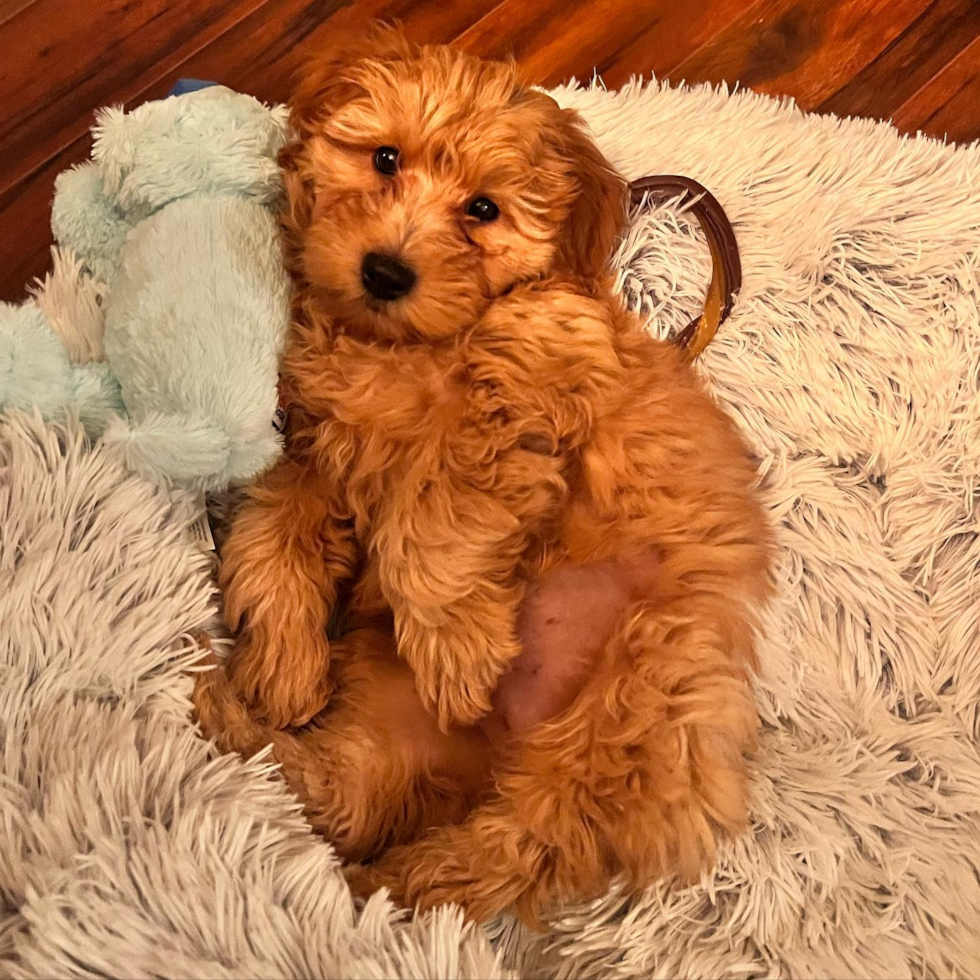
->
xmin=347 ymin=591 xmax=758 ymax=926
xmin=194 ymin=629 xmax=494 ymax=862
xmin=101 ymin=410 xmax=244 ymax=488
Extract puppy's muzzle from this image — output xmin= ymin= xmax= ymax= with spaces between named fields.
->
xmin=362 ymin=252 xmax=417 ymax=301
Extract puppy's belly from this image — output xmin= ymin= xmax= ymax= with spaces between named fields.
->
xmin=485 ymin=551 xmax=659 ymax=737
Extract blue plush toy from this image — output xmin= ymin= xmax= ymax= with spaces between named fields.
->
xmin=0 ymin=301 xmax=123 ymax=437
xmin=0 ymin=84 xmax=291 ymax=491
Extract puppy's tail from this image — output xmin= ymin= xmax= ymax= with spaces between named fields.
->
xmin=192 ymin=644 xmax=276 ymax=759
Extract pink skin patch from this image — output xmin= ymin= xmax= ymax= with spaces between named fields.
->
xmin=481 ymin=550 xmax=660 ymax=741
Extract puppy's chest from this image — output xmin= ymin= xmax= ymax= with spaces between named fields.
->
xmin=320 ymin=342 xmax=567 ymax=455
xmin=302 ymin=341 xmax=580 ymax=527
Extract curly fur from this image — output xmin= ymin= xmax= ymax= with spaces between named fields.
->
xmin=195 ymin=28 xmax=772 ymax=924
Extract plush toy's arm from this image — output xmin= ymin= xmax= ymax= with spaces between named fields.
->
xmin=0 ymin=301 xmax=122 ymax=438
xmin=52 ymin=163 xmax=130 ymax=286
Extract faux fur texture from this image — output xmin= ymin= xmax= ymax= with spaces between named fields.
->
xmin=0 ymin=411 xmax=506 ymax=980
xmin=28 ymin=247 xmax=108 ymax=363
xmin=3 ymin=74 xmax=980 ymax=979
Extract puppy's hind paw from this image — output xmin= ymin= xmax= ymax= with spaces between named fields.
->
xmin=229 ymin=631 xmax=333 ymax=729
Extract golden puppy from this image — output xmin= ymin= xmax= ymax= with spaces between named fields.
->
xmin=195 ymin=27 xmax=772 ymax=924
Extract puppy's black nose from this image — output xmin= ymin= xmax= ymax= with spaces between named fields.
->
xmin=361 ymin=252 xmax=416 ymax=301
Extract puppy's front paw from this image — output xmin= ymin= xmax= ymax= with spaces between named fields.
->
xmin=431 ymin=675 xmax=494 ymax=731
xmin=410 ymin=625 xmax=521 ymax=732
xmin=228 ymin=629 xmax=332 ymax=729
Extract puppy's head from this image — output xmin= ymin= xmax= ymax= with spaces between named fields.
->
xmin=281 ymin=27 xmax=627 ymax=342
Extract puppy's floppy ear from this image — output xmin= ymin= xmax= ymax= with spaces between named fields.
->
xmin=539 ymin=99 xmax=629 ymax=280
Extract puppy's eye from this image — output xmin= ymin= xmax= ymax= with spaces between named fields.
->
xmin=373 ymin=146 xmax=399 ymax=176
xmin=466 ymin=197 xmax=499 ymax=222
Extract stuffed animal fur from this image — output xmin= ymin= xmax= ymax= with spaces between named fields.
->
xmin=0 ymin=85 xmax=291 ymax=491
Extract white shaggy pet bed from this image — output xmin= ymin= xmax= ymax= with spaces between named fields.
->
xmin=3 ymin=77 xmax=980 ymax=979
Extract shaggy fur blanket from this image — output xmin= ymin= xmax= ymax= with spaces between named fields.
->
xmin=3 ymin=77 xmax=980 ymax=979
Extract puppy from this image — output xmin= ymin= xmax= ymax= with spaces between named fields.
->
xmin=195 ymin=27 xmax=772 ymax=924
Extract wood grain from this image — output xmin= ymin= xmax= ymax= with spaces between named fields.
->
xmin=595 ymin=0 xmax=771 ymax=90
xmin=820 ymin=0 xmax=980 ymax=122
xmin=0 ymin=0 xmax=36 ymax=28
xmin=0 ymin=0 xmax=273 ymax=199
xmin=668 ymin=0 xmax=930 ymax=109
xmin=891 ymin=34 xmax=980 ymax=142
xmin=142 ymin=0 xmax=505 ymax=106
xmin=0 ymin=139 xmax=91 ymax=300
xmin=455 ymin=0 xmax=670 ymax=87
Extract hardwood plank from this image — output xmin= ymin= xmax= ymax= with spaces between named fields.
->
xmin=0 ymin=0 xmax=37 ymax=28
xmin=455 ymin=0 xmax=690 ymax=88
xmin=0 ymin=0 xmax=503 ymax=301
xmin=0 ymin=0 xmax=274 ymax=199
xmin=819 ymin=0 xmax=980 ymax=125
xmin=596 ymin=0 xmax=770 ymax=91
xmin=667 ymin=0 xmax=930 ymax=110
xmin=0 ymin=139 xmax=91 ymax=302
xmin=891 ymin=34 xmax=980 ymax=142
xmin=136 ymin=0 xmax=505 ymax=107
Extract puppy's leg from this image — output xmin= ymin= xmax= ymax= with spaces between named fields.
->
xmin=348 ymin=591 xmax=759 ymax=925
xmin=220 ymin=457 xmax=356 ymax=728
xmin=376 ymin=477 xmax=528 ymax=731
xmin=195 ymin=629 xmax=493 ymax=862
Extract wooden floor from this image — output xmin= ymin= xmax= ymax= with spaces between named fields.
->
xmin=2 ymin=0 xmax=979 ymax=301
